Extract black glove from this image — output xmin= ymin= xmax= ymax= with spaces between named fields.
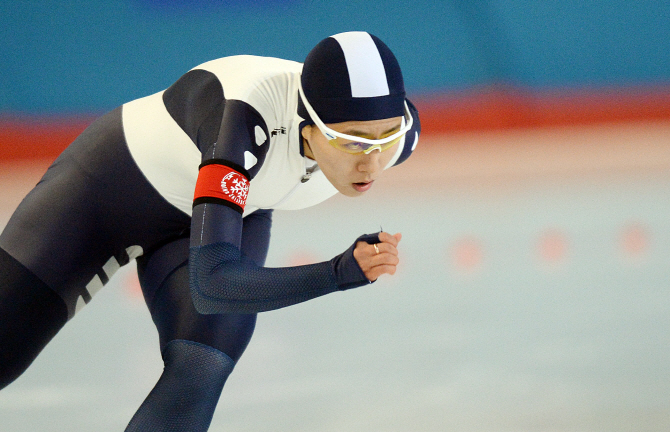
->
xmin=330 ymin=232 xmax=381 ymax=291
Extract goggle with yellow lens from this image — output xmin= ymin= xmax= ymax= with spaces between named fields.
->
xmin=299 ymin=81 xmax=414 ymax=155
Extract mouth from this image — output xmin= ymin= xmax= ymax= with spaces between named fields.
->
xmin=352 ymin=180 xmax=374 ymax=192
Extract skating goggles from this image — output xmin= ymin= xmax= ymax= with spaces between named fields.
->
xmin=299 ymin=82 xmax=414 ymax=155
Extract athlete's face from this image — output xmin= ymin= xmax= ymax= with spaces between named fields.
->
xmin=301 ymin=117 xmax=402 ymax=197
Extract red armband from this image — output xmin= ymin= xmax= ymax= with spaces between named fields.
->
xmin=193 ymin=161 xmax=250 ymax=213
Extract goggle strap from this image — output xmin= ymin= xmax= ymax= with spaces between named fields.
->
xmin=299 ymin=81 xmax=413 ymax=146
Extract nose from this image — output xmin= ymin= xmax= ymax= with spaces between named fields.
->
xmin=356 ymin=149 xmax=382 ymax=175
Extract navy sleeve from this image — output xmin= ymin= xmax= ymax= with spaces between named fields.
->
xmin=163 ymin=69 xmax=225 ymax=152
xmin=171 ymin=70 xmax=377 ymax=314
xmin=188 ymin=235 xmax=373 ymax=314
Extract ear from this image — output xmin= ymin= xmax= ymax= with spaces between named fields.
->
xmin=301 ymin=124 xmax=312 ymax=141
xmin=301 ymin=125 xmax=316 ymax=159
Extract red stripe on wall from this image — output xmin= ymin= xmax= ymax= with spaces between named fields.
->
xmin=0 ymin=116 xmax=94 ymax=161
xmin=413 ymin=85 xmax=670 ymax=134
xmin=1 ymin=85 xmax=670 ymax=161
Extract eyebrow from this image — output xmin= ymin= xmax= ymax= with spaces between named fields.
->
xmin=341 ymin=125 xmax=401 ymax=139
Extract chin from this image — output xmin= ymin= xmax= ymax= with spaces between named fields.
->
xmin=339 ymin=186 xmax=364 ymax=197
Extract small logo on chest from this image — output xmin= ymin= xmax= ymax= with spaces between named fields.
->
xmin=271 ymin=127 xmax=287 ymax=137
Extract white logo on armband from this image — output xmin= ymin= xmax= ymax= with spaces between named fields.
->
xmin=221 ymin=171 xmax=249 ymax=206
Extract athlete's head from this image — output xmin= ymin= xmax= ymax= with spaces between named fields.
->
xmin=299 ymin=31 xmax=415 ymax=197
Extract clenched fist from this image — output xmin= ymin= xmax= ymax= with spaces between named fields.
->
xmin=353 ymin=231 xmax=402 ymax=282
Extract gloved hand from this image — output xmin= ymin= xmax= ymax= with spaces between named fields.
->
xmin=330 ymin=231 xmax=402 ymax=290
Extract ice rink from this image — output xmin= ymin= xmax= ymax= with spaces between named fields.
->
xmin=1 ymin=122 xmax=670 ymax=431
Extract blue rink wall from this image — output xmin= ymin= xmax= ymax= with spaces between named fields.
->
xmin=1 ymin=123 xmax=669 ymax=431
xmin=2 ymin=0 xmax=670 ymax=113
